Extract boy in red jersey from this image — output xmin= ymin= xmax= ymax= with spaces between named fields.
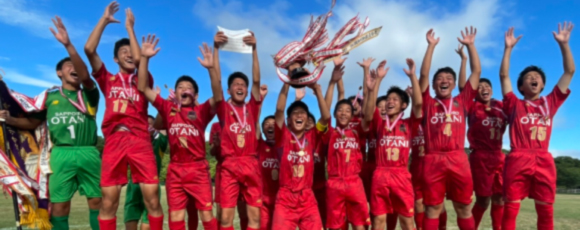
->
xmin=363 ymin=59 xmax=421 ymax=230
xmin=499 ymin=24 xmax=574 ymax=230
xmin=137 ymin=35 xmax=220 ymax=229
xmin=212 ymin=31 xmax=263 ymax=230
xmin=418 ymin=27 xmax=482 ymax=230
xmin=272 ymin=81 xmax=330 ymax=230
xmin=257 ymin=115 xmax=279 ymax=230
xmin=84 ymin=2 xmax=163 ymax=229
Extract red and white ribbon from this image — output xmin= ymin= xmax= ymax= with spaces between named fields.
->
xmin=276 ymin=64 xmax=326 ymax=86
xmin=58 ymin=87 xmax=87 ymax=113
xmin=336 ymin=126 xmax=348 ymax=138
xmin=434 ymin=98 xmax=454 ymax=122
xmin=228 ymin=102 xmax=247 ymax=132
xmin=118 ymin=73 xmax=136 ymax=101
xmin=525 ymin=96 xmax=550 ymax=119
xmin=290 ymin=131 xmax=306 ymax=151
xmin=385 ymin=112 xmax=403 ymax=132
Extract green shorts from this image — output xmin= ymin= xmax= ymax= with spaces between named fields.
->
xmin=49 ymin=146 xmax=102 ymax=203
xmin=124 ymin=178 xmax=161 ymax=224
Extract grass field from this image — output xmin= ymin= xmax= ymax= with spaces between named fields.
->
xmin=1 ymin=188 xmax=579 ymax=229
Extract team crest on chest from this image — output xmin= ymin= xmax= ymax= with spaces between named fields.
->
xmin=52 ymin=100 xmax=59 ymax=105
xmin=399 ymin=124 xmax=406 ymax=133
xmin=109 ymin=76 xmax=115 ymax=81
xmin=453 ymin=101 xmax=459 ymax=107
xmin=188 ymin=111 xmax=197 ymax=120
xmin=170 ymin=108 xmax=177 ymax=116
xmin=434 ymin=102 xmax=439 ymax=106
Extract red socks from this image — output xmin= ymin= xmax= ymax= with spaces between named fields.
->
xmin=456 ymin=217 xmax=475 ymax=230
xmin=98 ymin=216 xmax=117 ymax=230
xmin=386 ymin=213 xmax=398 ymax=230
xmin=471 ymin=204 xmax=486 ymax=229
xmin=438 ymin=211 xmax=447 ymax=230
xmin=201 ymin=218 xmax=218 ymax=230
xmin=169 ymin=220 xmax=186 ymax=230
xmin=414 ymin=212 xmax=425 ymax=230
xmin=501 ymin=202 xmax=520 ymax=230
xmin=148 ymin=214 xmax=164 ymax=230
xmin=423 ymin=218 xmax=439 ymax=230
xmin=535 ymin=203 xmax=554 ymax=230
xmin=491 ymin=204 xmax=504 ymax=230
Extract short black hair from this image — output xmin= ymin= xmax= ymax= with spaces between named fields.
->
xmin=147 ymin=115 xmax=155 ymax=120
xmin=432 ymin=67 xmax=456 ymax=84
xmin=56 ymin=57 xmax=71 ymax=71
xmin=376 ymin=95 xmax=387 ymax=106
xmin=261 ymin=115 xmax=275 ymax=128
xmin=334 ymin=99 xmax=355 ymax=116
xmin=347 ymin=95 xmax=362 ymax=105
xmin=227 ymin=72 xmax=249 ymax=88
xmin=286 ymin=101 xmax=309 ymax=117
xmin=114 ymin=38 xmax=131 ymax=58
xmin=517 ymin=65 xmax=546 ymax=96
xmin=307 ymin=112 xmax=315 ymax=122
xmin=175 ymin=75 xmax=199 ymax=95
xmin=386 ymin=86 xmax=410 ymax=111
xmin=479 ymin=78 xmax=492 ymax=88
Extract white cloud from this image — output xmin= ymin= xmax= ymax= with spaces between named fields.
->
xmin=192 ymin=0 xmax=509 ymax=104
xmin=552 ymin=150 xmax=580 ymax=159
xmin=0 ymin=56 xmax=10 ymax=61
xmin=2 ymin=68 xmax=60 ymax=89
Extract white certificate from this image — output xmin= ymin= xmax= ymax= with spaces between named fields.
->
xmin=217 ymin=26 xmax=252 ymax=54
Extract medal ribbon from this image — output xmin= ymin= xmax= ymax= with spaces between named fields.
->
xmin=290 ymin=131 xmax=306 ymax=151
xmin=385 ymin=112 xmax=403 ymax=132
xmin=228 ymin=102 xmax=247 ymax=132
xmin=525 ymin=96 xmax=550 ymax=119
xmin=434 ymin=97 xmax=453 ymax=122
xmin=58 ymin=87 xmax=87 ymax=113
xmin=336 ymin=126 xmax=348 ymax=138
xmin=118 ymin=73 xmax=136 ymax=101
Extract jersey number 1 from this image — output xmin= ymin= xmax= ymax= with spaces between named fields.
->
xmin=67 ymin=125 xmax=76 ymax=139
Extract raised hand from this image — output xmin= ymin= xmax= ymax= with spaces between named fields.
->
xmin=405 ymin=86 xmax=412 ymax=96
xmin=125 ymin=8 xmax=135 ymax=29
xmin=260 ymin=84 xmax=268 ymax=98
xmin=295 ymin=88 xmax=306 ymax=101
xmin=307 ymin=83 xmax=321 ymax=93
xmin=455 ymin=44 xmax=466 ymax=59
xmin=457 ymin=26 xmax=477 ymax=45
xmin=243 ymin=31 xmax=257 ymax=48
xmin=505 ymin=27 xmax=522 ymax=48
xmin=357 ymin=57 xmax=375 ymax=69
xmin=155 ymin=86 xmax=161 ymax=95
xmin=214 ymin=31 xmax=228 ymax=48
xmin=197 ymin=42 xmax=214 ymax=68
xmin=49 ymin=16 xmax=70 ymax=46
xmin=403 ymin=58 xmax=416 ymax=77
xmin=333 ymin=55 xmax=347 ymax=67
xmin=376 ymin=60 xmax=389 ymax=79
xmin=103 ymin=1 xmax=120 ymax=24
xmin=426 ymin=29 xmax=440 ymax=45
xmin=366 ymin=69 xmax=378 ymax=91
xmin=331 ymin=65 xmax=345 ymax=83
xmin=141 ymin=34 xmax=160 ymax=58
xmin=553 ymin=21 xmax=574 ymax=44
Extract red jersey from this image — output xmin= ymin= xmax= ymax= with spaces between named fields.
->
xmin=348 ymin=116 xmax=367 ymax=156
xmin=467 ymin=100 xmax=507 ymax=151
xmin=410 ymin=116 xmax=425 ymax=159
xmin=372 ymin=109 xmax=415 ymax=167
xmin=503 ymin=86 xmax=570 ymax=151
xmin=312 ymin=142 xmax=327 ymax=189
xmin=216 ymin=96 xmax=262 ymax=158
xmin=258 ymin=139 xmax=279 ymax=203
xmin=422 ymin=81 xmax=476 ymax=152
xmin=366 ymin=121 xmax=379 ymax=162
xmin=93 ymin=63 xmax=153 ymax=140
xmin=275 ymin=124 xmax=323 ymax=192
xmin=153 ymin=95 xmax=214 ymax=162
xmin=209 ymin=122 xmax=222 ymax=160
xmin=323 ymin=125 xmax=364 ymax=177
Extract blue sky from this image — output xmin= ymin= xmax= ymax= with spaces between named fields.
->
xmin=0 ymin=0 xmax=578 ymax=158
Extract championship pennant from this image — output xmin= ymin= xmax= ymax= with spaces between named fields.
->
xmin=273 ymin=0 xmax=382 ymax=87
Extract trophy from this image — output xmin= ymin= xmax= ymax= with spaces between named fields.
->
xmin=273 ymin=0 xmax=382 ymax=88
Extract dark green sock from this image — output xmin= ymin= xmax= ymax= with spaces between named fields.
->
xmin=89 ymin=209 xmax=100 ymax=230
xmin=51 ymin=216 xmax=69 ymax=230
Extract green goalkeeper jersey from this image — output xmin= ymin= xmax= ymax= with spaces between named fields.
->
xmin=31 ymin=86 xmax=100 ymax=146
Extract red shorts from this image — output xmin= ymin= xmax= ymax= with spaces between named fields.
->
xmin=219 ymin=157 xmax=262 ymax=208
xmin=360 ymin=161 xmax=376 ymax=200
xmin=214 ymin=163 xmax=222 ymax=204
xmin=101 ymin=132 xmax=158 ymax=186
xmin=409 ymin=156 xmax=424 ymax=201
xmin=326 ymin=176 xmax=371 ymax=228
xmin=272 ymin=188 xmax=323 ymax=230
xmin=260 ymin=199 xmax=275 ymax=230
xmin=313 ymin=186 xmax=327 ymax=227
xmin=166 ymin=161 xmax=213 ymax=211
xmin=422 ymin=151 xmax=473 ymax=206
xmin=503 ymin=150 xmax=556 ymax=204
xmin=371 ymin=167 xmax=415 ymax=217
xmin=470 ymin=150 xmax=505 ymax=197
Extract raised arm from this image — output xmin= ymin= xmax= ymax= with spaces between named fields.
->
xmin=275 ymin=84 xmax=290 ymax=129
xmin=311 ymin=83 xmax=330 ymax=126
xmin=256 ymin=84 xmax=268 ymax=140
xmin=357 ymin=57 xmax=375 ymax=104
xmin=213 ymin=32 xmax=227 ymax=102
xmin=404 ymin=58 xmax=422 ymax=118
xmin=197 ymin=43 xmax=222 ymax=107
xmin=325 ymin=56 xmax=347 ymax=109
xmin=243 ymin=32 xmax=261 ymax=102
xmin=0 ymin=110 xmax=43 ymax=130
xmin=362 ymin=61 xmax=388 ymax=130
xmin=554 ymin=22 xmax=576 ymax=93
xmin=458 ymin=26 xmax=481 ymax=91
xmin=125 ymin=8 xmax=141 ymax=68
xmin=455 ymin=44 xmax=467 ymax=91
xmin=337 ymin=78 xmax=345 ymax=100
xmin=84 ymin=1 xmax=120 ymax=72
xmin=419 ymin=29 xmax=440 ymax=93
xmin=137 ymin=34 xmax=160 ymax=103
xmin=500 ymin=27 xmax=521 ymax=96
xmin=50 ymin=16 xmax=94 ymax=90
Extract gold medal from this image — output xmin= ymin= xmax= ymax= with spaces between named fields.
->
xmin=445 ymin=114 xmax=452 ymax=123
xmin=271 ymin=169 xmax=279 ymax=181
xmin=298 ymin=150 xmax=305 ymax=157
xmin=237 ymin=134 xmax=245 ymax=148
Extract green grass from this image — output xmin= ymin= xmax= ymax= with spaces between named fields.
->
xmin=1 ymin=190 xmax=579 ymax=229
